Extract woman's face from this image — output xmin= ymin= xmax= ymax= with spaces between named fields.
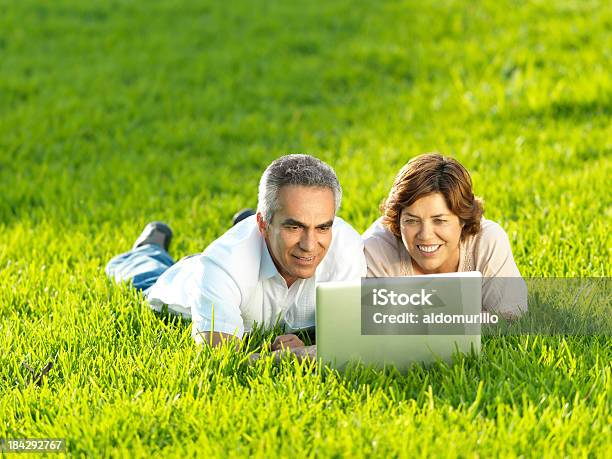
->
xmin=399 ymin=192 xmax=463 ymax=274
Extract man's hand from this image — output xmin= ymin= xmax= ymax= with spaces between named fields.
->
xmin=249 ymin=345 xmax=317 ymax=365
xmin=271 ymin=334 xmax=305 ymax=351
xmin=287 ymin=345 xmax=317 ymax=363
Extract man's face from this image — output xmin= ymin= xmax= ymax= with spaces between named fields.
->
xmin=258 ymin=185 xmax=335 ymax=287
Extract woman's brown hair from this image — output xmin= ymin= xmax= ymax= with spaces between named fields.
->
xmin=381 ymin=153 xmax=484 ymax=240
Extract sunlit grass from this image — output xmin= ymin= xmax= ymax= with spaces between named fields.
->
xmin=0 ymin=0 xmax=610 ymax=456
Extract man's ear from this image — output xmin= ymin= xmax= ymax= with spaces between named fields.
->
xmin=256 ymin=212 xmax=267 ymax=236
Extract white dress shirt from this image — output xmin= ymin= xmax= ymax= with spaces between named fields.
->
xmin=147 ymin=215 xmax=366 ymax=342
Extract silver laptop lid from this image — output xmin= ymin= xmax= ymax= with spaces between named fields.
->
xmin=316 ymin=272 xmax=482 ymax=371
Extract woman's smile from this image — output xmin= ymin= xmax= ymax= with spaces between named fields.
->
xmin=400 ymin=193 xmax=462 ymax=274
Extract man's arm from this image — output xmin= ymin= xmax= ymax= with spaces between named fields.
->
xmin=189 ymin=257 xmax=247 ymax=342
xmin=197 ymin=331 xmax=241 ymax=349
xmin=147 ymin=255 xmax=247 ymax=340
xmin=197 ymin=330 xmax=305 ymax=350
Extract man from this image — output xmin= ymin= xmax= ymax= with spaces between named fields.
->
xmin=106 ymin=154 xmax=366 ymax=354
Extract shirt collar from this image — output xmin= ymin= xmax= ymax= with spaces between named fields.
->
xmin=259 ymin=238 xmax=280 ymax=281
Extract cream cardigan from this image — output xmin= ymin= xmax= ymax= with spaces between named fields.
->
xmin=362 ymin=217 xmax=528 ymax=316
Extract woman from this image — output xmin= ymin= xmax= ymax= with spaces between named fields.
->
xmin=363 ymin=153 xmax=527 ymax=319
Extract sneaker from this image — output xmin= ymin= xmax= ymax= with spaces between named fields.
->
xmin=232 ymin=208 xmax=255 ymax=226
xmin=132 ymin=221 xmax=173 ymax=251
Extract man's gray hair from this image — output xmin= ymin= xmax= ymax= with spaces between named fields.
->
xmin=257 ymin=154 xmax=342 ymax=223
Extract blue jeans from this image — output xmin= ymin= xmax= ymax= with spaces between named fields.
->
xmin=105 ymin=244 xmax=175 ymax=296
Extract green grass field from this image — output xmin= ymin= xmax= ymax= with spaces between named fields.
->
xmin=1 ymin=0 xmax=611 ymax=456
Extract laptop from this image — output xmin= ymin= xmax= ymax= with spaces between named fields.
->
xmin=316 ymin=272 xmax=482 ymax=371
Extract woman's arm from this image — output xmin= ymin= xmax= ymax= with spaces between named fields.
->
xmin=476 ymin=220 xmax=528 ymax=318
